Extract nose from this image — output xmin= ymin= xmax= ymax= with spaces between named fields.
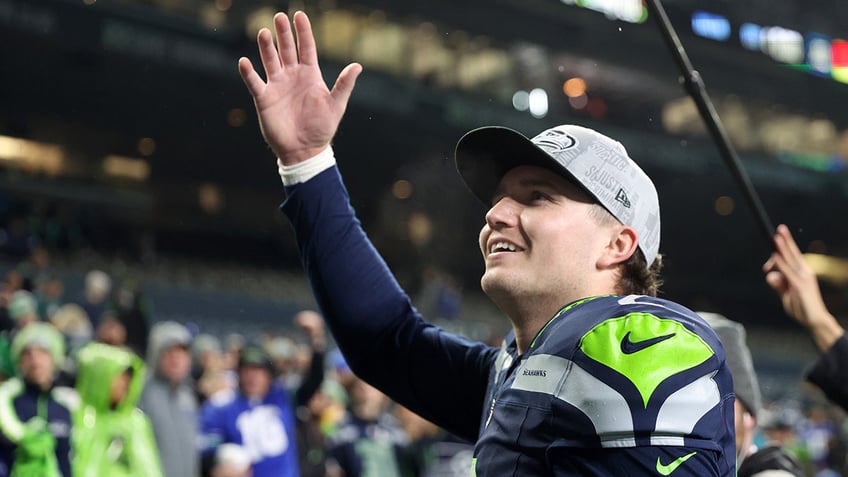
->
xmin=485 ymin=197 xmax=520 ymax=229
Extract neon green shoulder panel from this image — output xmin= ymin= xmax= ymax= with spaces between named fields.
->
xmin=579 ymin=312 xmax=714 ymax=408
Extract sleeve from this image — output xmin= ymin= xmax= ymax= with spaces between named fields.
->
xmin=280 ymin=166 xmax=499 ymax=442
xmin=199 ymin=402 xmax=226 ymax=457
xmin=295 ymin=350 xmax=325 ymax=408
xmin=805 ymin=333 xmax=848 ymax=410
xmin=55 ymin=415 xmax=72 ymax=477
xmin=128 ymin=412 xmax=165 ymax=477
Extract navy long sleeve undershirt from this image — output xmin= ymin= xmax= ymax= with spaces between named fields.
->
xmin=281 ymin=166 xmax=498 ymax=443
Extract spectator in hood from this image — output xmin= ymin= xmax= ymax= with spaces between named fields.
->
xmin=73 ymin=342 xmax=164 ymax=477
xmin=139 ymin=321 xmax=198 ymax=477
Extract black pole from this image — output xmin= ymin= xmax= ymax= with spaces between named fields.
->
xmin=645 ymin=0 xmax=776 ymax=249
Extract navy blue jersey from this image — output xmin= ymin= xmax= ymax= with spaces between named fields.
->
xmin=474 ymin=295 xmax=735 ymax=475
xmin=281 ymin=166 xmax=735 ymax=476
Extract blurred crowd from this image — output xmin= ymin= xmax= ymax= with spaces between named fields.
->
xmin=0 ymin=237 xmax=477 ymax=477
xmin=0 ymin=225 xmax=847 ymax=477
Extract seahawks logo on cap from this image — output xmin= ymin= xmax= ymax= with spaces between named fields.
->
xmin=534 ymin=130 xmax=577 ymax=152
xmin=615 ymin=188 xmax=631 ymax=208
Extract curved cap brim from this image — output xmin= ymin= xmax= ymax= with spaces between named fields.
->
xmin=454 ymin=126 xmax=585 ymax=206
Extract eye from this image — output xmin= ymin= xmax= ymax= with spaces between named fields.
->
xmin=530 ymin=190 xmax=549 ymax=202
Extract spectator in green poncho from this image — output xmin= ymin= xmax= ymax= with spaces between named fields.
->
xmin=72 ymin=342 xmax=163 ymax=477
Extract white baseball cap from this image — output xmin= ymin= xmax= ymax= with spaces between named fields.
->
xmin=455 ymin=124 xmax=661 ymax=266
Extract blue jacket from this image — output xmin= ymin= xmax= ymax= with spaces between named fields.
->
xmin=201 ymin=384 xmax=299 ymax=477
xmin=281 ymin=166 xmax=736 ymax=476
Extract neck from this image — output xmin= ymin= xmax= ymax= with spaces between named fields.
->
xmin=495 ymin=296 xmax=566 ymax=354
xmin=242 ymin=388 xmax=270 ymax=401
xmin=495 ymin=288 xmax=614 ymax=354
xmin=24 ymin=378 xmax=52 ymax=393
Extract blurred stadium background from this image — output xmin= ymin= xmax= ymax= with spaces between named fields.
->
xmin=1 ymin=0 xmax=848 ymax=402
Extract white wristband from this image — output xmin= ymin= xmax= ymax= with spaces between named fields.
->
xmin=277 ymin=146 xmax=336 ymax=186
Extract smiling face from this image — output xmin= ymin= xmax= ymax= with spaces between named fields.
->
xmin=479 ymin=165 xmax=627 ymax=317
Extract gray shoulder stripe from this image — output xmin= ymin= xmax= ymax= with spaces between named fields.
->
xmin=654 ymin=371 xmax=721 ymax=440
xmin=510 ymin=354 xmax=722 ymax=448
xmin=512 ymin=354 xmax=635 ymax=446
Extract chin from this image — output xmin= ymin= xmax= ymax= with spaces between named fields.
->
xmin=481 ymin=272 xmax=519 ymax=302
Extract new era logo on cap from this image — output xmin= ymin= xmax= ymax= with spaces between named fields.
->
xmin=615 ymin=188 xmax=631 ymax=208
xmin=455 ymin=124 xmax=661 ymax=266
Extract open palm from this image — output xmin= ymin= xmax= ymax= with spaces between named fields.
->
xmin=238 ymin=12 xmax=361 ymax=164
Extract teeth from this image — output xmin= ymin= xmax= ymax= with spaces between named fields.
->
xmin=491 ymin=242 xmax=517 ymax=253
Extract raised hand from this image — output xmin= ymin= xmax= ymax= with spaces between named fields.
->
xmin=763 ymin=224 xmax=843 ymax=351
xmin=295 ymin=310 xmax=327 ymax=351
xmin=238 ymin=11 xmax=362 ymax=164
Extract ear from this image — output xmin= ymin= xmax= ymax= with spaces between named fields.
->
xmin=597 ymin=226 xmax=638 ymax=269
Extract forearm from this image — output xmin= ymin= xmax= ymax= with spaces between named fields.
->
xmin=806 ymin=311 xmax=845 ymax=353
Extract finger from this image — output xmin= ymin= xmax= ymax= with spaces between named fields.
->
xmin=764 ymin=270 xmax=786 ymax=292
xmin=777 ymin=224 xmax=804 ymax=261
xmin=330 ymin=63 xmax=363 ymax=107
xmin=762 ymin=255 xmax=775 ymax=274
xmin=274 ymin=12 xmax=298 ymax=68
xmin=770 ymin=252 xmax=800 ymax=288
xmin=257 ymin=28 xmax=283 ymax=78
xmin=774 ymin=232 xmax=811 ymax=282
xmin=293 ymin=11 xmax=319 ymax=66
xmin=238 ymin=57 xmax=266 ymax=98
xmin=772 ymin=230 xmax=799 ymax=271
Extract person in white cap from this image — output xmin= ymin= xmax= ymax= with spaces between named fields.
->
xmin=237 ymin=11 xmax=735 ymax=476
xmin=139 ymin=321 xmax=197 ymax=477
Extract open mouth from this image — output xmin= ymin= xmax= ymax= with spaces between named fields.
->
xmin=489 ymin=241 xmax=524 ymax=254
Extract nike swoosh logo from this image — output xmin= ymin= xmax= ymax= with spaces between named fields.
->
xmin=656 ymin=452 xmax=697 ymax=475
xmin=620 ymin=331 xmax=676 ymax=354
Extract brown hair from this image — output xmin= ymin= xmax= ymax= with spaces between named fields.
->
xmin=589 ymin=204 xmax=663 ymax=296
xmin=617 ymin=249 xmax=663 ymax=297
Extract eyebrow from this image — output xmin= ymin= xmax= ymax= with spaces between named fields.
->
xmin=493 ymin=177 xmax=563 ymax=197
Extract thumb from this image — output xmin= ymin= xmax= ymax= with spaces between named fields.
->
xmin=764 ymin=270 xmax=785 ymax=292
xmin=330 ymin=63 xmax=363 ymax=108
